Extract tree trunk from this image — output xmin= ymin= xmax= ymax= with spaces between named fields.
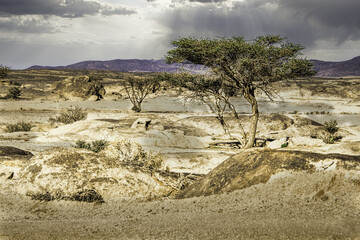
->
xmin=244 ymin=90 xmax=259 ymax=149
xmin=131 ymin=101 xmax=142 ymax=112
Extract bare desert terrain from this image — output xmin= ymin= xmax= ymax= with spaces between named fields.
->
xmin=0 ymin=70 xmax=360 ymax=239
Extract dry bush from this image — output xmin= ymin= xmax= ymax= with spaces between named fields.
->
xmin=5 ymin=121 xmax=33 ymax=132
xmin=27 ymin=189 xmax=104 ymax=203
xmin=105 ymin=140 xmax=163 ymax=171
xmin=75 ymin=139 xmax=108 ymax=153
xmin=49 ymin=107 xmax=87 ymax=124
xmin=323 ymin=120 xmax=341 ymax=144
xmin=5 ymin=87 xmax=21 ymax=99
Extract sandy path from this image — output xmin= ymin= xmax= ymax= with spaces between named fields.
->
xmin=1 ymin=180 xmax=359 ymax=240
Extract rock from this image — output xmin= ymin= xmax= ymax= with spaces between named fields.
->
xmin=131 ymin=118 xmax=152 ymax=131
xmin=0 ymin=146 xmax=33 ymax=157
xmin=289 ymin=136 xmax=325 ymax=147
xmin=267 ymin=138 xmax=288 ymax=149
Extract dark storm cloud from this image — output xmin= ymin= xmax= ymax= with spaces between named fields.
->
xmin=277 ymin=0 xmax=360 ymax=42
xmin=0 ymin=0 xmax=136 ymax=18
xmin=159 ymin=0 xmax=360 ymax=50
xmin=279 ymin=0 xmax=360 ymax=29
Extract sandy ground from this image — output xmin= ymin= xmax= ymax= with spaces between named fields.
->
xmin=1 ymin=170 xmax=359 ymax=240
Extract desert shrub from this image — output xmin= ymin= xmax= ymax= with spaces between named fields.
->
xmin=27 ymin=189 xmax=104 ymax=203
xmin=70 ymin=189 xmax=105 ymax=203
xmin=0 ymin=65 xmax=10 ymax=79
xmin=281 ymin=142 xmax=288 ymax=148
xmin=324 ymin=120 xmax=339 ymax=135
xmin=322 ymin=120 xmax=341 ymax=144
xmin=75 ymin=139 xmax=108 ymax=153
xmin=5 ymin=87 xmax=21 ymax=99
xmin=49 ymin=107 xmax=87 ymax=124
xmin=106 ymin=140 xmax=163 ymax=171
xmin=5 ymin=121 xmax=33 ymax=132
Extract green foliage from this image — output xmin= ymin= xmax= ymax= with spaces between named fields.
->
xmin=5 ymin=121 xmax=33 ymax=132
xmin=281 ymin=142 xmax=289 ymax=148
xmin=49 ymin=107 xmax=87 ymax=124
xmin=166 ymin=35 xmax=316 ymax=98
xmin=0 ymin=65 xmax=10 ymax=79
xmin=5 ymin=87 xmax=21 ymax=99
xmin=75 ymin=140 xmax=108 ymax=153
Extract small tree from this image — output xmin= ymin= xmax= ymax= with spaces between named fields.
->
xmin=122 ymin=75 xmax=160 ymax=112
xmin=88 ymin=75 xmax=105 ymax=101
xmin=166 ymin=35 xmax=316 ymax=148
xmin=0 ymin=65 xmax=10 ymax=79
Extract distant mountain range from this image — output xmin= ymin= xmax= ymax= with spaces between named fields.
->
xmin=27 ymin=59 xmax=207 ymax=74
xmin=27 ymin=57 xmax=360 ymax=77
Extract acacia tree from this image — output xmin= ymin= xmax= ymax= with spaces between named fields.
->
xmin=122 ymin=75 xmax=161 ymax=112
xmin=166 ymin=35 xmax=315 ymax=148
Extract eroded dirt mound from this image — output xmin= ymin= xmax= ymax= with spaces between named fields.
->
xmin=177 ymin=149 xmax=360 ymax=198
xmin=11 ymin=146 xmax=185 ymax=201
xmin=54 ymin=76 xmax=105 ymax=99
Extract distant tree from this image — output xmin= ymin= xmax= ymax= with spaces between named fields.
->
xmin=122 ymin=75 xmax=161 ymax=112
xmin=0 ymin=65 xmax=10 ymax=79
xmin=88 ymin=75 xmax=105 ymax=101
xmin=166 ymin=35 xmax=316 ymax=148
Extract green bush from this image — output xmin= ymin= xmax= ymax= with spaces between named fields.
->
xmin=49 ymin=107 xmax=87 ymax=124
xmin=323 ymin=120 xmax=341 ymax=144
xmin=5 ymin=87 xmax=21 ymax=99
xmin=75 ymin=139 xmax=108 ymax=153
xmin=5 ymin=121 xmax=33 ymax=132
xmin=324 ymin=120 xmax=339 ymax=135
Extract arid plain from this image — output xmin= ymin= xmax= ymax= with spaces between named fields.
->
xmin=1 ymin=70 xmax=360 ymax=239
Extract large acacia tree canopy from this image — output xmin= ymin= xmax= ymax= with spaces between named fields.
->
xmin=165 ymin=35 xmax=316 ymax=95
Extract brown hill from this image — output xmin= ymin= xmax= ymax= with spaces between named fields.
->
xmin=311 ymin=56 xmax=360 ymax=77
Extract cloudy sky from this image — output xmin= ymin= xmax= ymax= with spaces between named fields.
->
xmin=1 ymin=0 xmax=360 ymax=69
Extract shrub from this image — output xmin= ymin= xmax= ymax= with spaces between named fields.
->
xmin=106 ymin=140 xmax=163 ymax=171
xmin=75 ymin=139 xmax=108 ymax=153
xmin=324 ymin=120 xmax=339 ymax=135
xmin=26 ymin=189 xmax=104 ymax=203
xmin=0 ymin=65 xmax=10 ymax=79
xmin=323 ymin=120 xmax=341 ymax=144
xmin=5 ymin=87 xmax=21 ymax=99
xmin=49 ymin=107 xmax=87 ymax=124
xmin=5 ymin=121 xmax=33 ymax=132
